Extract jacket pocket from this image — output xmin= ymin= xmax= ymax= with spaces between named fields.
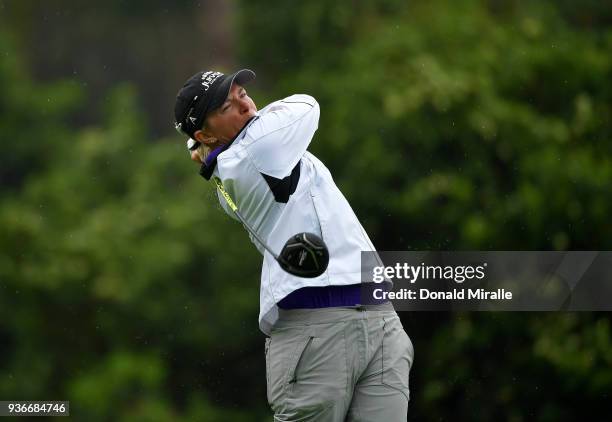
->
xmin=308 ymin=188 xmax=326 ymax=241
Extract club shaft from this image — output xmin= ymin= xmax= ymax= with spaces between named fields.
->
xmin=233 ymin=207 xmax=280 ymax=260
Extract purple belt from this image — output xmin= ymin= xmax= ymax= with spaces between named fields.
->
xmin=277 ymin=282 xmax=391 ymax=309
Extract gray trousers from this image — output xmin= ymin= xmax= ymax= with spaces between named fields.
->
xmin=265 ymin=303 xmax=414 ymax=421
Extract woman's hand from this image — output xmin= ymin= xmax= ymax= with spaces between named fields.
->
xmin=191 ymin=148 xmax=205 ymax=163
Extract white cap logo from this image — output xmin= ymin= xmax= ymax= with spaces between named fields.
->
xmin=200 ymin=71 xmax=223 ymax=91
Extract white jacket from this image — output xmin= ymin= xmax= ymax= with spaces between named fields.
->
xmin=208 ymin=95 xmax=378 ymax=335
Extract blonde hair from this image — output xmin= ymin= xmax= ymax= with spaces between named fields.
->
xmin=196 ymin=142 xmax=212 ymax=162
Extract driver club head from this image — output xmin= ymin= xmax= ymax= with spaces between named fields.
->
xmin=278 ymin=232 xmax=329 ymax=278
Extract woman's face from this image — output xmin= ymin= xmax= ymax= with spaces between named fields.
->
xmin=201 ymin=83 xmax=257 ymax=143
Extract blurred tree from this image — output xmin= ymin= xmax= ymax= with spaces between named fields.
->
xmin=0 ymin=0 xmax=237 ymax=139
xmin=1 ymin=0 xmax=612 ymax=421
xmin=0 ymin=29 xmax=82 ymax=192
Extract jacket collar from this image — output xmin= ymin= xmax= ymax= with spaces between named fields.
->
xmin=199 ymin=115 xmax=258 ymax=180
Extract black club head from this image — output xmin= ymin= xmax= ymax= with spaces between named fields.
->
xmin=278 ymin=232 xmax=329 ymax=278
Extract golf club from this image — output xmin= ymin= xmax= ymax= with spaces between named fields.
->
xmin=212 ymin=176 xmax=329 ymax=278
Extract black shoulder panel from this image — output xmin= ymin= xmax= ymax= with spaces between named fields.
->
xmin=261 ymin=161 xmax=301 ymax=203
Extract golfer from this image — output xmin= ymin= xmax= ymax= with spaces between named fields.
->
xmin=174 ymin=69 xmax=414 ymax=421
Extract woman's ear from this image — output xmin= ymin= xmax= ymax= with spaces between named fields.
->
xmin=194 ymin=129 xmax=218 ymax=146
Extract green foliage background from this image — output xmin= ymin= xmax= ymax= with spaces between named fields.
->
xmin=1 ymin=1 xmax=611 ymax=420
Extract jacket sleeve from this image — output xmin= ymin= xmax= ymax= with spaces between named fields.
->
xmin=246 ymin=94 xmax=320 ymax=179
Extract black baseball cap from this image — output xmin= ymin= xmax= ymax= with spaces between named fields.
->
xmin=174 ymin=69 xmax=256 ymax=138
